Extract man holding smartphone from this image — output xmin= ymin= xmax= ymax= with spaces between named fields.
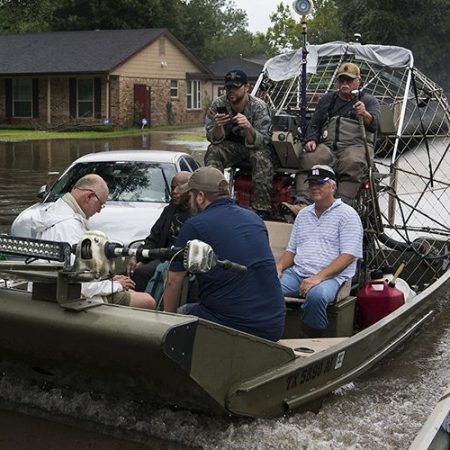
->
xmin=205 ymin=70 xmax=273 ymax=219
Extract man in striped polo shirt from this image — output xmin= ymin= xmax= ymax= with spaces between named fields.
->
xmin=276 ymin=165 xmax=363 ymax=337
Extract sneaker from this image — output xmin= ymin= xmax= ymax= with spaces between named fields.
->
xmin=281 ymin=202 xmax=307 ymax=217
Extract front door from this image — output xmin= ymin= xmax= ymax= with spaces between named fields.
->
xmin=133 ymin=84 xmax=151 ymax=126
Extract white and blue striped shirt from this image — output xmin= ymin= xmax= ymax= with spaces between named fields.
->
xmin=287 ymin=199 xmax=363 ymax=285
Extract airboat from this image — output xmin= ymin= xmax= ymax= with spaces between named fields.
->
xmin=409 ymin=382 xmax=450 ymax=449
xmin=0 ymin=40 xmax=449 ymax=419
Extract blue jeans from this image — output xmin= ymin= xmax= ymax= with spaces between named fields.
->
xmin=280 ymin=267 xmax=341 ymax=330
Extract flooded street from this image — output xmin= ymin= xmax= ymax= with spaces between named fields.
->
xmin=0 ymin=131 xmax=450 ymax=449
xmin=0 ymin=131 xmax=206 ymax=234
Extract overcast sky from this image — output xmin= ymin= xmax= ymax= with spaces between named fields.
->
xmin=232 ymin=0 xmax=291 ymax=33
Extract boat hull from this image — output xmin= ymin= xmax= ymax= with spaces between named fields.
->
xmin=1 ymin=266 xmax=449 ymax=418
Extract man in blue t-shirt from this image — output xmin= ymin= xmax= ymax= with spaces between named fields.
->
xmin=163 ymin=167 xmax=286 ymax=341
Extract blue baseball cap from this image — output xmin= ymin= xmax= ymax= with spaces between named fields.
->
xmin=224 ymin=70 xmax=248 ymax=87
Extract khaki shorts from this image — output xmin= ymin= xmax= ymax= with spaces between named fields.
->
xmin=105 ymin=291 xmax=131 ymax=306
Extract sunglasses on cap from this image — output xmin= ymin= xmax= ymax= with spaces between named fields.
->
xmin=308 ymin=178 xmax=330 ymax=187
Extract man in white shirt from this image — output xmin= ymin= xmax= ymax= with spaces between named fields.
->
xmin=32 ymin=174 xmax=155 ymax=309
xmin=276 ymin=165 xmax=363 ymax=337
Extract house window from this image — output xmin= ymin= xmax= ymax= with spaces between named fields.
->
xmin=170 ymin=80 xmax=179 ymax=98
xmin=13 ymin=78 xmax=32 ymax=117
xmin=78 ymin=79 xmax=94 ymax=117
xmin=186 ymin=80 xmax=201 ymax=110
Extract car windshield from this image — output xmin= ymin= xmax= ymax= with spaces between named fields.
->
xmin=46 ymin=161 xmax=176 ymax=203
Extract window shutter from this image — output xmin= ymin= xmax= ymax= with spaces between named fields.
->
xmin=69 ymin=78 xmax=76 ymax=118
xmin=5 ymin=79 xmax=12 ymax=120
xmin=32 ymin=78 xmax=39 ymax=118
xmin=94 ymin=77 xmax=101 ymax=119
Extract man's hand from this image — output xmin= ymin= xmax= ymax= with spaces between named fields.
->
xmin=353 ymin=100 xmax=367 ymax=117
xmin=232 ymin=112 xmax=252 ymax=130
xmin=304 ymin=140 xmax=317 ymax=152
xmin=215 ymin=112 xmax=232 ymax=127
xmin=276 ymin=264 xmax=283 ymax=279
xmin=233 ymin=113 xmax=255 ymax=144
xmin=299 ymin=275 xmax=323 ymax=296
xmin=354 ymin=100 xmax=372 ymax=126
xmin=113 ymin=275 xmax=136 ymax=291
xmin=127 ymin=256 xmax=137 ymax=277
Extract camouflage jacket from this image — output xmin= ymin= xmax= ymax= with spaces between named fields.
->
xmin=205 ymin=94 xmax=271 ymax=148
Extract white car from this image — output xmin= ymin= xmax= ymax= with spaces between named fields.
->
xmin=11 ymin=150 xmax=201 ymax=244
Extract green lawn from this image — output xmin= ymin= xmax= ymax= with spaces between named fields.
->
xmin=0 ymin=124 xmax=203 ymax=142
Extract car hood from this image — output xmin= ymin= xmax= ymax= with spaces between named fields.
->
xmin=11 ymin=201 xmax=166 ymax=245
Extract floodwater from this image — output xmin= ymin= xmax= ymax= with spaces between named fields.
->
xmin=0 ymin=131 xmax=450 ymax=449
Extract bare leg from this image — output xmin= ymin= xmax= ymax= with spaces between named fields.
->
xmin=129 ymin=291 xmax=156 ymax=309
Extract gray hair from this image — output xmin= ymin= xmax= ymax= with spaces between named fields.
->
xmin=329 ymin=179 xmax=337 ymax=191
xmin=73 ymin=174 xmax=106 ymax=190
xmin=72 ymin=174 xmax=109 ymax=201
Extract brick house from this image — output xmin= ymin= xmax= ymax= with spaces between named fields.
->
xmin=0 ymin=29 xmax=214 ymax=128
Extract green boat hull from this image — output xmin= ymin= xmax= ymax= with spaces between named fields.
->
xmin=0 ymin=265 xmax=449 ymax=418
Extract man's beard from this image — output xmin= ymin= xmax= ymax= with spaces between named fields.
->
xmin=189 ymin=196 xmax=202 ymax=214
xmin=227 ymin=91 xmax=245 ymax=104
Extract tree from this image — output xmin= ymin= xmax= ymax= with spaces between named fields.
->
xmin=0 ymin=0 xmax=250 ymax=64
xmin=0 ymin=0 xmax=53 ymax=31
xmin=179 ymin=0 xmax=248 ymax=63
xmin=265 ymin=0 xmax=342 ymax=54
xmin=334 ymin=0 xmax=450 ymax=93
xmin=307 ymin=0 xmax=342 ymax=44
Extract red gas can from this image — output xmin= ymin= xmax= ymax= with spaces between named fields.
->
xmin=356 ymin=280 xmax=405 ymax=329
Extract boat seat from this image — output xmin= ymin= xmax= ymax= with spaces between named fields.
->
xmin=283 ymin=280 xmax=355 ymax=338
xmin=267 ymin=221 xmax=292 ymax=261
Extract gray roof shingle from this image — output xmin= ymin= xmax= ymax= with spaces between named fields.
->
xmin=0 ymin=28 xmax=197 ymax=75
xmin=208 ymin=57 xmax=264 ymax=80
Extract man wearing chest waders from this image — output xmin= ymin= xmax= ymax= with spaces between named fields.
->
xmin=283 ymin=62 xmax=381 ymax=217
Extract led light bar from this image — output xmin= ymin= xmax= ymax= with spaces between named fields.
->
xmin=0 ymin=234 xmax=72 ymax=269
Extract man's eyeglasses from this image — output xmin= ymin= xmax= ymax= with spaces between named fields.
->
xmin=337 ymin=76 xmax=356 ymax=84
xmin=308 ymin=178 xmax=330 ymax=187
xmin=76 ymin=188 xmax=106 ymax=208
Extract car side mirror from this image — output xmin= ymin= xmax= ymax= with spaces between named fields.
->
xmin=37 ymin=185 xmax=48 ymax=200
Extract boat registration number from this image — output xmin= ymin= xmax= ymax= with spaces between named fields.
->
xmin=286 ymin=351 xmax=346 ymax=390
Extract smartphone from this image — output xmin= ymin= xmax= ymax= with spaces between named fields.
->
xmin=216 ymin=106 xmax=228 ymax=115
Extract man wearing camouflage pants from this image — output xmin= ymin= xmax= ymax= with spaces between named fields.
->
xmin=204 ymin=70 xmax=273 ymax=219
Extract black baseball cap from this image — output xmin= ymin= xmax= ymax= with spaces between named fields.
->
xmin=224 ymin=70 xmax=248 ymax=87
